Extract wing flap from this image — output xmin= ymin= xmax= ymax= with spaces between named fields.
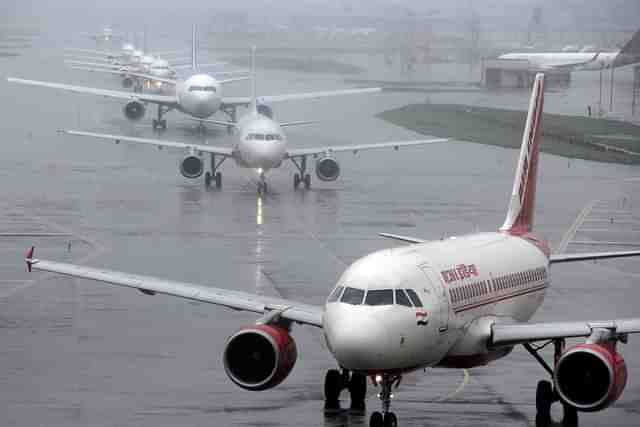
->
xmin=26 ymin=255 xmax=323 ymax=327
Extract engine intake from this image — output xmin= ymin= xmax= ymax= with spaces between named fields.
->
xmin=554 ymin=343 xmax=627 ymax=412
xmin=179 ymin=155 xmax=203 ymax=179
xmin=316 ymin=156 xmax=340 ymax=181
xmin=223 ymin=324 xmax=297 ymax=391
xmin=123 ymin=101 xmax=145 ymax=121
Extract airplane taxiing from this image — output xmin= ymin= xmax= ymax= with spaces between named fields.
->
xmin=24 ymin=74 xmax=640 ymax=427
xmin=499 ymin=28 xmax=640 ymax=71
xmin=59 ymin=48 xmax=442 ymax=193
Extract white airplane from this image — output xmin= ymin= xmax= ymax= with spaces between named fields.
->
xmin=60 ymin=52 xmax=443 ymax=192
xmin=24 ymin=74 xmax=640 ymax=427
xmin=500 ymin=29 xmax=640 ymax=71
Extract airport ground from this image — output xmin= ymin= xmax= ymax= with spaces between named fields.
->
xmin=2 ymin=36 xmax=640 ymax=427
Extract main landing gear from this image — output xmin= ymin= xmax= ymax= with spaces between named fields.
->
xmin=523 ymin=339 xmax=578 ymax=427
xmin=204 ymin=153 xmax=225 ymax=189
xmin=152 ymin=105 xmax=169 ymax=130
xmin=324 ymin=369 xmax=367 ymax=412
xmin=291 ymin=156 xmax=311 ymax=190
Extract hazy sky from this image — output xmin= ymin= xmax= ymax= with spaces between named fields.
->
xmin=3 ymin=0 xmax=639 ymax=33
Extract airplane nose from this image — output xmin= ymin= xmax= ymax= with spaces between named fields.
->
xmin=326 ymin=309 xmax=395 ymax=370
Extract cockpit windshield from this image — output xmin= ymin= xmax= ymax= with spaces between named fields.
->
xmin=340 ymin=287 xmax=365 ymax=305
xmin=332 ymin=286 xmax=421 ymax=307
xmin=364 ymin=289 xmax=394 ymax=306
xmin=246 ymin=133 xmax=283 ymax=141
xmin=188 ymin=86 xmax=216 ymax=92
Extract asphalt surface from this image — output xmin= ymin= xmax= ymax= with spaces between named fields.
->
xmin=2 ymin=36 xmax=640 ymax=427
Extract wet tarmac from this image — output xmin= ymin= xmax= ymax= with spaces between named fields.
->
xmin=2 ymin=37 xmax=640 ymax=427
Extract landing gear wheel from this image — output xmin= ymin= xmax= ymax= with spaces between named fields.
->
xmin=204 ymin=172 xmax=212 ymax=187
xmin=160 ymin=119 xmax=167 ymax=130
xmin=294 ymin=173 xmax=301 ymax=189
xmin=215 ymin=172 xmax=222 ymax=189
xmin=383 ymin=412 xmax=397 ymax=427
xmin=324 ymin=369 xmax=341 ymax=410
xmin=348 ymin=373 xmax=366 ymax=411
xmin=369 ymin=412 xmax=383 ymax=427
xmin=257 ymin=182 xmax=267 ymax=194
xmin=535 ymin=380 xmax=553 ymax=425
xmin=304 ymin=173 xmax=311 ymax=189
xmin=562 ymin=404 xmax=578 ymax=427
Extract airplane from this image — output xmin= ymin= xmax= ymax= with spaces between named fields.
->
xmin=499 ymin=28 xmax=640 ymax=71
xmin=23 ymin=73 xmax=640 ymax=427
xmin=59 ymin=48 xmax=440 ymax=193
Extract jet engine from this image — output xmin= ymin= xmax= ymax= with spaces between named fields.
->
xmin=554 ymin=343 xmax=627 ymax=412
xmin=257 ymin=103 xmax=273 ymax=118
xmin=122 ymin=77 xmax=134 ymax=88
xmin=123 ymin=101 xmax=145 ymax=121
xmin=315 ymin=156 xmax=340 ymax=181
xmin=179 ymin=155 xmax=204 ymax=179
xmin=223 ymin=324 xmax=297 ymax=391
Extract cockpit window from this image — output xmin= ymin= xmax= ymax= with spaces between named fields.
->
xmin=254 ymin=134 xmax=265 ymax=140
xmin=188 ymin=86 xmax=216 ymax=92
xmin=395 ymin=289 xmax=413 ymax=307
xmin=405 ymin=289 xmax=423 ymax=307
xmin=340 ymin=287 xmax=365 ymax=305
xmin=365 ymin=289 xmax=394 ymax=306
xmin=327 ymin=286 xmax=344 ymax=303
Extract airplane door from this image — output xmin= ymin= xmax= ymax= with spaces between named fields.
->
xmin=418 ymin=263 xmax=449 ymax=332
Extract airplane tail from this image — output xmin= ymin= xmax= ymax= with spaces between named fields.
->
xmin=191 ymin=25 xmax=198 ymax=71
xmin=615 ymin=28 xmax=640 ymax=67
xmin=250 ymin=45 xmax=257 ymax=113
xmin=499 ymin=73 xmax=545 ymax=235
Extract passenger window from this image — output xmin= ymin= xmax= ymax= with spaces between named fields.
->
xmin=405 ymin=289 xmax=423 ymax=307
xmin=327 ymin=286 xmax=344 ymax=303
xmin=365 ymin=289 xmax=394 ymax=306
xmin=395 ymin=289 xmax=413 ymax=307
xmin=341 ymin=287 xmax=365 ymax=305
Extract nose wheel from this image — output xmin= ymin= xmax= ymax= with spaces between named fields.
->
xmin=257 ymin=170 xmax=268 ymax=194
xmin=370 ymin=374 xmax=400 ymax=427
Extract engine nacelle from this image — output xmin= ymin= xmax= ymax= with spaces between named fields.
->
xmin=179 ymin=155 xmax=203 ymax=179
xmin=123 ymin=101 xmax=145 ymax=121
xmin=223 ymin=324 xmax=297 ymax=391
xmin=122 ymin=77 xmax=134 ymax=88
xmin=315 ymin=156 xmax=340 ymax=181
xmin=257 ymin=103 xmax=273 ymax=118
xmin=554 ymin=343 xmax=627 ymax=412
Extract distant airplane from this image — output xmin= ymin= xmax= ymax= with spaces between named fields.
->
xmin=25 ymin=74 xmax=640 ymax=427
xmin=60 ymin=48 xmax=440 ymax=192
xmin=499 ymin=28 xmax=640 ymax=71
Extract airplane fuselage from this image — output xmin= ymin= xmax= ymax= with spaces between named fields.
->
xmin=499 ymin=52 xmax=620 ymax=71
xmin=232 ymin=113 xmax=287 ymax=170
xmin=323 ymin=231 xmax=550 ymax=374
xmin=175 ymin=74 xmax=222 ymax=119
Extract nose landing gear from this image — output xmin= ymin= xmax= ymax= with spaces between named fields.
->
xmin=370 ymin=374 xmax=400 ymax=427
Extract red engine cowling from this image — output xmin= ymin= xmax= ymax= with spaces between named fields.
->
xmin=223 ymin=324 xmax=297 ymax=391
xmin=554 ymin=343 xmax=627 ymax=412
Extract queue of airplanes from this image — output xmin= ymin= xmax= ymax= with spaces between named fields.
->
xmin=24 ymin=73 xmax=640 ymax=427
xmin=499 ymin=28 xmax=640 ymax=71
xmin=8 ymin=29 xmax=447 ymax=193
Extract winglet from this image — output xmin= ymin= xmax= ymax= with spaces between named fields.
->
xmin=500 ymin=73 xmax=545 ymax=235
xmin=25 ymin=246 xmax=35 ymax=272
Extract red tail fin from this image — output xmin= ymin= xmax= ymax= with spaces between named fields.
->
xmin=500 ymin=73 xmax=545 ymax=235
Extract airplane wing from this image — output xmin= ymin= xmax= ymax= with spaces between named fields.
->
xmin=491 ymin=319 xmax=640 ymax=347
xmin=65 ymin=59 xmax=125 ymax=69
xmin=62 ymin=130 xmax=234 ymax=157
xmin=7 ymin=77 xmax=178 ymax=106
xmin=549 ymin=250 xmax=640 ymax=264
xmin=222 ymin=87 xmax=382 ymax=108
xmin=378 ymin=233 xmax=427 ymax=244
xmin=25 ymin=248 xmax=323 ymax=328
xmin=286 ymin=138 xmax=448 ymax=158
xmin=64 ymin=47 xmax=117 ymax=56
xmin=69 ymin=66 xmax=177 ymax=86
xmin=172 ymin=62 xmax=227 ymax=71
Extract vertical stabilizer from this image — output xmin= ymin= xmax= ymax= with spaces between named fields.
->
xmin=616 ymin=28 xmax=640 ymax=67
xmin=250 ymin=45 xmax=257 ymax=113
xmin=500 ymin=73 xmax=545 ymax=235
xmin=191 ymin=24 xmax=198 ymax=71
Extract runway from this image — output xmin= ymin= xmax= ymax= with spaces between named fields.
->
xmin=2 ymin=36 xmax=640 ymax=427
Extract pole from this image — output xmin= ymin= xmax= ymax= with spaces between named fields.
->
xmin=609 ymin=66 xmax=616 ymax=113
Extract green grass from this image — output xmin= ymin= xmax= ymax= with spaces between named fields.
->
xmin=378 ymin=104 xmax=640 ymax=164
